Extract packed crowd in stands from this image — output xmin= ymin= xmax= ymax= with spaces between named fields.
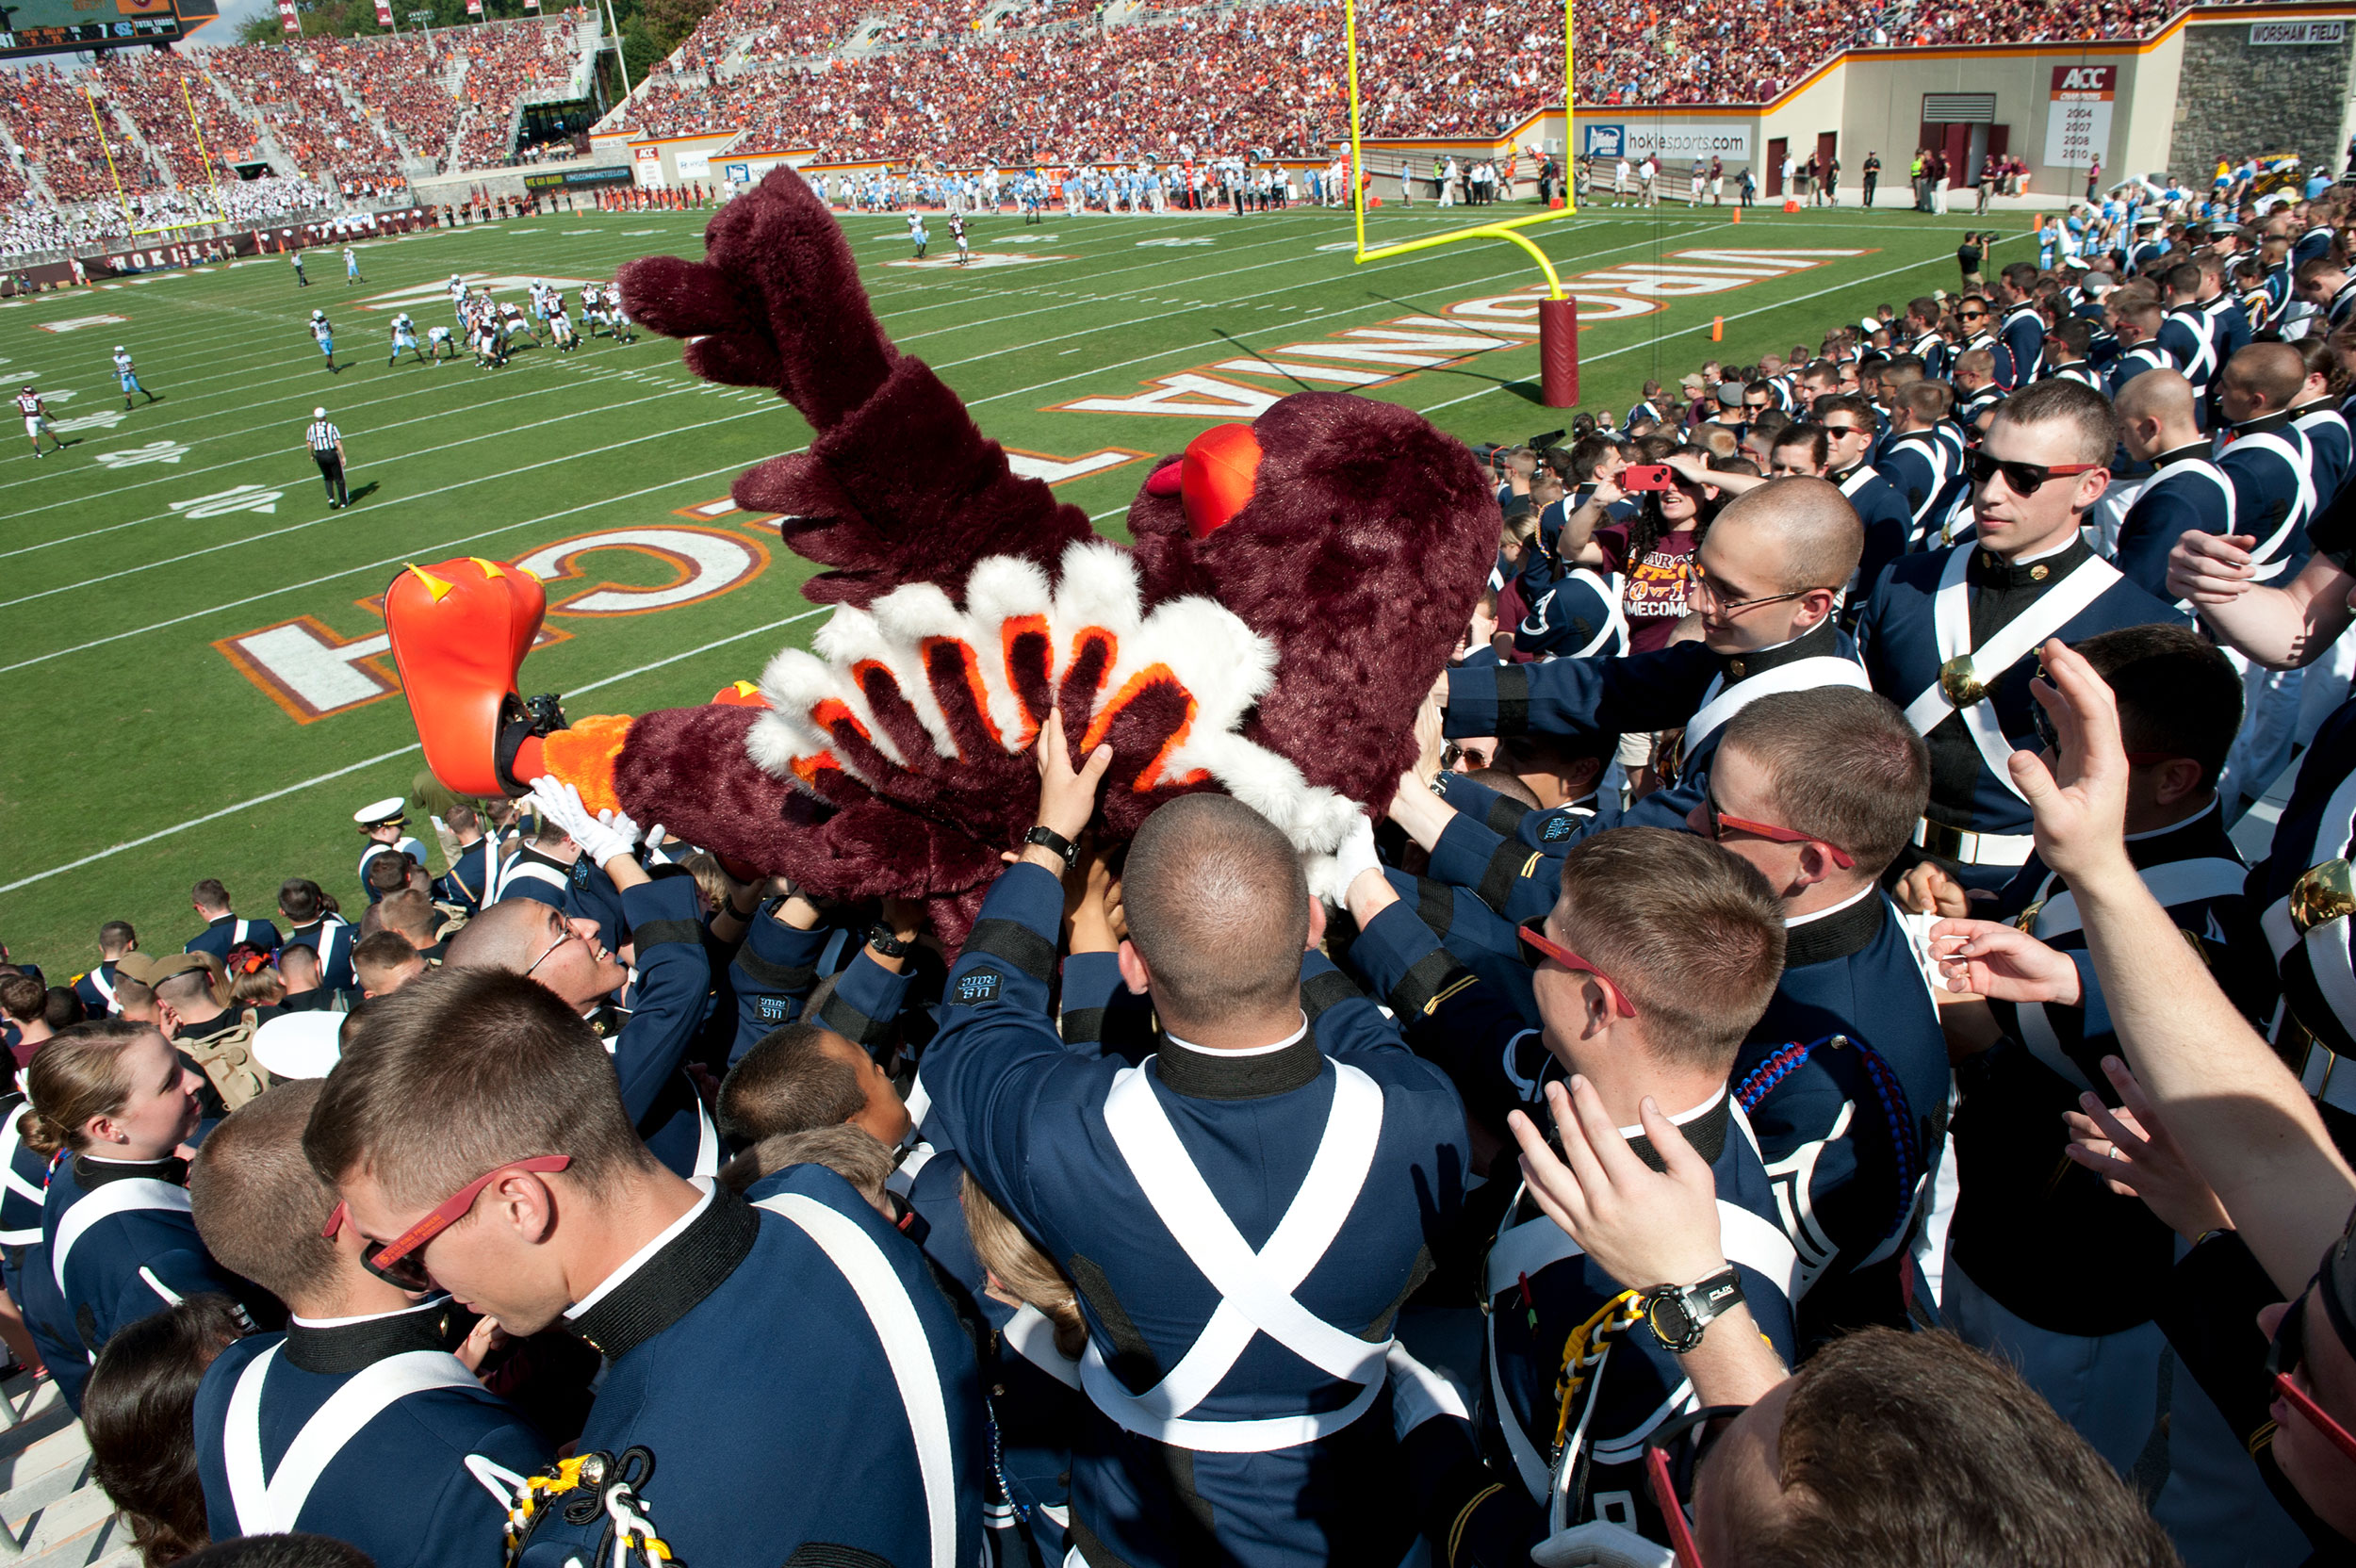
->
xmin=4 ymin=157 xmax=2356 ymax=1568
xmin=0 ymin=173 xmax=335 ymax=258
xmin=451 ymin=15 xmax=590 ymax=168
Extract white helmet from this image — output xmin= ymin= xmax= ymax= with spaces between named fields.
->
xmin=113 ymin=344 xmax=123 ymax=352
xmin=313 ymin=406 xmax=327 ymax=418
xmin=312 ymin=308 xmax=324 ymax=319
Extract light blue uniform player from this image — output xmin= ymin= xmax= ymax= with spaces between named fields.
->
xmin=908 ymin=211 xmax=928 ymax=257
xmin=111 ymin=346 xmax=155 ymax=410
xmin=389 ymin=312 xmax=424 ymax=367
xmin=310 ymin=310 xmax=335 ymax=374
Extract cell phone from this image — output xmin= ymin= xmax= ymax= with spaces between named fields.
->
xmin=1621 ymin=464 xmax=1676 ymax=491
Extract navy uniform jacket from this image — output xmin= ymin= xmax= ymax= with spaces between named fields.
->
xmin=186 ymin=916 xmax=282 ymax=962
xmin=2294 ymin=400 xmax=2354 ymax=507
xmin=923 ymin=862 xmax=1470 ymax=1568
xmin=2157 ymin=307 xmax=2218 ymax=416
xmin=1512 ymin=567 xmax=1628 ymax=661
xmin=434 ymin=838 xmax=495 ymax=914
xmin=494 ymin=846 xmax=572 ymax=910
xmin=2294 ymin=222 xmax=2337 ymax=270
xmin=358 ymin=837 xmax=425 ymax=903
xmin=1736 ymin=888 xmax=1948 ymax=1342
xmin=1994 ymin=302 xmax=2046 ymax=387
xmin=1952 ymin=803 xmax=2263 ymax=1337
xmin=2201 ymin=290 xmax=2253 ymax=367
xmin=1345 ymin=905 xmax=1798 ymax=1546
xmin=70 ymin=961 xmax=123 ymax=1019
xmin=1446 ymin=618 xmax=1868 ymax=855
xmin=1856 ymin=538 xmax=2184 ymax=869
xmin=1424 ymin=773 xmax=1616 ymax=932
xmin=588 ymin=876 xmax=718 ymax=1179
xmin=1831 ymin=462 xmax=1917 ymax=598
xmin=194 ymin=1301 xmax=551 ymax=1568
xmin=1879 ymin=428 xmax=1961 ymax=546
xmin=515 ymin=1175 xmax=988 ymax=1568
xmin=2218 ymin=411 xmax=2316 ymax=581
xmin=283 ymin=919 xmax=358 ymax=994
xmin=2107 ymin=342 xmax=2172 ymax=398
xmin=725 ymin=909 xmax=915 ymax=1067
xmin=0 ymin=1094 xmax=48 ymax=1322
xmin=2112 ymin=445 xmax=2236 ymax=598
xmin=30 ymin=1152 xmax=242 ymax=1412
xmin=2249 ymin=683 xmax=2356 ymax=1145
xmin=1905 ymin=328 xmax=1948 ymax=381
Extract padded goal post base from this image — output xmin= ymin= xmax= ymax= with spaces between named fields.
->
xmin=1538 ymin=297 xmax=1579 ymax=408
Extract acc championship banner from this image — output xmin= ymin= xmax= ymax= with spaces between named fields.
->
xmin=2044 ymin=65 xmax=2114 ymax=169
xmin=1581 ymin=122 xmax=1753 ymax=162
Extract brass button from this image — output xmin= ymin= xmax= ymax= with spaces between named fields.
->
xmin=1726 ymin=658 xmax=1746 ymax=678
xmin=2030 ymin=564 xmax=2050 ymax=581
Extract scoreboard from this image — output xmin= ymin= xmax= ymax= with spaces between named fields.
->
xmin=0 ymin=0 xmax=183 ymax=59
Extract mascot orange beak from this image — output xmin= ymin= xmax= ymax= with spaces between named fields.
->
xmin=1146 ymin=423 xmax=1262 ymax=540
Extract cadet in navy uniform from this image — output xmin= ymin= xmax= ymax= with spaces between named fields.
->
xmin=306 ymin=969 xmax=988 ymax=1568
xmin=2156 ymin=266 xmax=2221 ymax=423
xmin=2168 ymin=491 xmax=2356 ymax=1149
xmin=71 ymin=921 xmax=138 ymax=1019
xmin=21 ymin=1021 xmax=244 ymax=1412
xmin=353 ymin=799 xmax=426 ymax=905
xmin=2111 ymin=369 xmax=2236 ymax=598
xmin=1928 ymin=627 xmax=2259 ymax=1473
xmin=490 ymin=816 xmax=577 ymax=909
xmin=1444 ymin=479 xmax=1871 ymax=857
xmin=1342 ymin=827 xmax=1798 ymax=1554
xmin=724 ymin=886 xmax=916 ymax=1067
xmin=2041 ymin=317 xmax=2106 ymax=391
xmin=1861 ymin=381 xmax=2184 ymax=894
xmin=1878 ymin=381 xmax=1968 ymax=547
xmin=188 ymin=1081 xmax=551 ymax=1568
xmin=445 ymin=779 xmax=719 ymax=1181
xmin=1991 ymin=263 xmax=2048 ymax=388
xmin=277 ymin=882 xmax=357 ymax=997
xmin=1689 ymin=690 xmax=1949 ymax=1342
xmin=0 ymin=1083 xmax=50 ymax=1365
xmin=433 ymin=805 xmax=496 ymax=916
xmin=184 ymin=880 xmax=282 ymax=963
xmin=2290 ymin=342 xmax=2354 ymax=507
xmin=922 ymin=727 xmax=1470 ymax=1568
xmin=1818 ymin=395 xmax=1917 ymax=598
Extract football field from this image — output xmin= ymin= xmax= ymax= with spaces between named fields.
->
xmin=0 ymin=200 xmax=2018 ymax=967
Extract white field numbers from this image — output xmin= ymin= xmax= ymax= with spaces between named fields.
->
xmin=2044 ymin=64 xmax=2115 ymax=169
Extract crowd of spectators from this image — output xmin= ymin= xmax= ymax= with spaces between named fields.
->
xmin=0 ymin=174 xmax=337 ymax=258
xmin=7 ymin=164 xmax=2356 ymax=1568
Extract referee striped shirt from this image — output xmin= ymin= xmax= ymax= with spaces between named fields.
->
xmin=306 ymin=419 xmax=341 ymax=454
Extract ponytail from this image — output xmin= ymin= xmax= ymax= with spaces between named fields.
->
xmin=22 ymin=1021 xmax=154 ymax=1159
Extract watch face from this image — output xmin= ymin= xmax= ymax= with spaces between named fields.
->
xmin=1649 ymin=1293 xmax=1696 ymax=1347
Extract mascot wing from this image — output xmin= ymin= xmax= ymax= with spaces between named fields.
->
xmin=753 ymin=540 xmax=1368 ymax=900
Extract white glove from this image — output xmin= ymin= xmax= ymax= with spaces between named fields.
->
xmin=1384 ymin=1343 xmax=1469 ymax=1441
xmin=1327 ymin=813 xmax=1383 ymax=903
xmin=1530 ymin=1522 xmax=1677 ymax=1568
xmin=529 ymin=776 xmax=641 ymax=867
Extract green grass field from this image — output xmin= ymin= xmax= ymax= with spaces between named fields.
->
xmin=0 ymin=199 xmax=2015 ymax=976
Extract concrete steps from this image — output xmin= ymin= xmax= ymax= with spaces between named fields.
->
xmin=0 ymin=1373 xmax=136 ymax=1568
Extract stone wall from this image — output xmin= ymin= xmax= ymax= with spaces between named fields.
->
xmin=2168 ymin=20 xmax=2352 ymax=183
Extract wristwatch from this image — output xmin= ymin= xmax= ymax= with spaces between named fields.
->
xmin=1023 ymin=825 xmax=1079 ymax=870
xmin=1641 ymin=1267 xmax=1744 ymax=1354
xmin=864 ymin=923 xmax=913 ymax=959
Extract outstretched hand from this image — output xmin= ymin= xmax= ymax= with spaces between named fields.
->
xmin=2063 ymin=1055 xmax=2232 ymax=1241
xmin=2008 ymin=639 xmax=2134 ymax=886
xmin=1507 ymin=1076 xmax=1726 ymax=1293
xmin=1928 ymin=919 xmax=2084 ymax=1004
xmin=1034 ymin=709 xmax=1113 ymax=843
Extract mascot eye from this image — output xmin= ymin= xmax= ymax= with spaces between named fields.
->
xmin=1178 ymin=423 xmax=1262 ymax=541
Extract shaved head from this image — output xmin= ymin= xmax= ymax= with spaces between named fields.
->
xmin=2226 ymin=341 xmax=2305 ymax=409
xmin=1714 ymin=477 xmax=1863 ymax=594
xmin=1121 ymin=794 xmax=1309 ymax=1034
xmin=2115 ymin=367 xmax=2195 ymax=425
xmin=445 ymin=899 xmax=561 ymax=972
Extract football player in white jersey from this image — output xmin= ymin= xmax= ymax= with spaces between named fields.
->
xmin=388 ymin=312 xmax=425 ymax=366
xmin=907 ymin=211 xmax=928 ymax=258
xmin=603 ymin=285 xmax=635 ymax=344
xmin=112 ymin=345 xmax=157 ymax=409
xmin=309 ymin=309 xmax=336 ymax=374
xmin=425 ymin=323 xmax=455 ymax=363
xmin=18 ymin=384 xmax=62 ymax=456
xmin=949 ymin=213 xmax=971 ymax=267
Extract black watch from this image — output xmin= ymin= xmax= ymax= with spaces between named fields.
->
xmin=865 ymin=923 xmax=912 ymax=959
xmin=1023 ymin=825 xmax=1079 ymax=869
xmin=1641 ymin=1267 xmax=1744 ymax=1354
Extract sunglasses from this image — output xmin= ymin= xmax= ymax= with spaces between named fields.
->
xmin=2029 ymin=698 xmax=2187 ymax=768
xmin=322 ymin=1154 xmax=572 ymax=1291
xmin=1517 ymin=918 xmax=1637 ymax=1018
xmin=1957 ymin=311 xmax=1988 ymax=320
xmin=1644 ymin=1402 xmax=1751 ymax=1568
xmin=1701 ymin=781 xmax=1856 ymax=868
xmin=2266 ymin=1283 xmax=2356 ymax=1467
xmin=1964 ymin=450 xmax=2102 ymax=496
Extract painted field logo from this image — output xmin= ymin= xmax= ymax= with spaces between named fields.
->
xmin=1055 ymin=248 xmax=1870 ymax=418
xmin=883 ymin=253 xmax=1072 ymax=270
xmin=37 ymin=315 xmax=129 ymax=334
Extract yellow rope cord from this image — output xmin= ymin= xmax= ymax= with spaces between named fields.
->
xmin=1551 ymin=1288 xmax=1643 ymax=1456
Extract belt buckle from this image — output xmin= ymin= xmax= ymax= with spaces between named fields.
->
xmin=2289 ymin=858 xmax=2356 ymax=936
xmin=1917 ymin=817 xmax=1966 ymax=860
xmin=1939 ymin=654 xmax=1986 ymax=709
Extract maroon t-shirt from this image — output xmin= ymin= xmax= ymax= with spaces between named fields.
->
xmin=1594 ymin=524 xmax=1699 ymax=653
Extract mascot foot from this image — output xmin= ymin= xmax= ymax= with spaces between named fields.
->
xmin=386 ymin=556 xmax=593 ymax=800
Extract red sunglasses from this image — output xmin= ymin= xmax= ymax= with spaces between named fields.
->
xmin=1701 ymin=783 xmax=1856 ymax=869
xmin=1517 ymin=920 xmax=1638 ymax=1019
xmin=323 ymin=1154 xmax=571 ymax=1290
xmin=2267 ymin=1286 xmax=2356 ymax=1467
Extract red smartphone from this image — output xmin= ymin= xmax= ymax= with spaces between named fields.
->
xmin=1621 ymin=464 xmax=1676 ymax=491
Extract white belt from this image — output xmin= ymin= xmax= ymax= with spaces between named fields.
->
xmin=2300 ymin=1039 xmax=2356 ymax=1118
xmin=1913 ymin=818 xmax=2035 ymax=867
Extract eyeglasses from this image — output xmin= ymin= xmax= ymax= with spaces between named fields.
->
xmin=2266 ymin=1283 xmax=2356 ymax=1467
xmin=1823 ymin=422 xmax=1872 ymax=438
xmin=322 ymin=1154 xmax=572 ymax=1291
xmin=1701 ymin=781 xmax=1856 ymax=868
xmin=1964 ymin=450 xmax=2102 ymax=496
xmin=1686 ymin=563 xmax=1826 ymax=615
xmin=1644 ymin=1402 xmax=1750 ymax=1568
xmin=1517 ymin=918 xmax=1637 ymax=1018
xmin=521 ymin=923 xmax=580 ymax=979
xmin=2028 ymin=698 xmax=2188 ymax=767
xmin=1957 ymin=310 xmax=1988 ymax=320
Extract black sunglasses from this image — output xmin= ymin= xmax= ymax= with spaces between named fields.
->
xmin=1965 ymin=449 xmax=2101 ymax=496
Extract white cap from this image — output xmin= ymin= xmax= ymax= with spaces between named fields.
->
xmin=253 ymin=1011 xmax=342 ymax=1080
xmin=113 ymin=344 xmax=123 ymax=351
xmin=313 ymin=406 xmax=327 ymax=418
xmin=353 ymin=795 xmax=405 ymax=825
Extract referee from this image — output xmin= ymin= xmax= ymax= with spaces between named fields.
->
xmin=304 ymin=407 xmax=349 ymax=510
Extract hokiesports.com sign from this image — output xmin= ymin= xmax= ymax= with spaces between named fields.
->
xmin=1581 ymin=122 xmax=1753 ymax=162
